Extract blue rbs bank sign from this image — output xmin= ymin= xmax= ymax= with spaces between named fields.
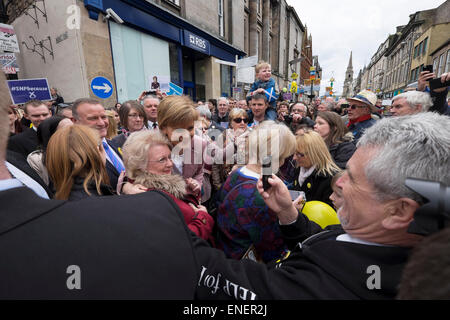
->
xmin=184 ymin=30 xmax=210 ymax=55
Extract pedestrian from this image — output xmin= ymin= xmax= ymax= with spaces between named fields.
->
xmin=246 ymin=61 xmax=278 ymax=121
xmin=46 ymin=125 xmax=114 ymax=201
xmin=314 ymin=111 xmax=356 ymax=169
xmin=291 ymin=130 xmax=341 ymax=207
xmin=215 ymin=121 xmax=296 ymax=263
xmin=346 ymin=89 xmax=378 ymax=143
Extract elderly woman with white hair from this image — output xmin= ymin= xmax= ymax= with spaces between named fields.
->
xmin=215 ymin=121 xmax=296 ymax=263
xmin=122 ymin=130 xmax=214 ymax=241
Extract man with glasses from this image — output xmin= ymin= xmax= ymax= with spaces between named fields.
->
xmin=346 ymin=90 xmax=378 ymax=143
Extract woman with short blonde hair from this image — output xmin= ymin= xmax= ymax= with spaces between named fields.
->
xmin=121 ymin=130 xmax=214 ymax=241
xmin=46 ymin=125 xmax=112 ymax=200
xmin=292 ymin=130 xmax=341 ymax=207
xmin=216 ymin=120 xmax=296 ymax=263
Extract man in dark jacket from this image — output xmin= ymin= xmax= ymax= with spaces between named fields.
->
xmin=7 ymin=100 xmax=51 ymax=159
xmin=72 ymin=98 xmax=123 ymax=190
xmin=346 ymin=90 xmax=378 ymax=143
xmin=194 ymin=112 xmax=450 ymax=299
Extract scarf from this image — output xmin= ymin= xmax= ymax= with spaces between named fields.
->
xmin=347 ymin=114 xmax=372 ymax=127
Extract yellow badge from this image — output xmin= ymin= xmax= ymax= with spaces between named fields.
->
xmin=307 ymin=182 xmax=311 ymax=189
xmin=118 ymin=147 xmax=123 ymax=155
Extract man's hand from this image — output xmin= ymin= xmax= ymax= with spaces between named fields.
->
xmin=137 ymin=90 xmax=147 ymax=102
xmin=417 ymin=71 xmax=435 ymax=91
xmin=292 ymin=113 xmax=303 ymax=123
xmin=433 ymin=72 xmax=450 ymax=93
xmin=256 ymin=174 xmax=299 ymax=225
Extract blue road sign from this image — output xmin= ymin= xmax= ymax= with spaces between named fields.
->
xmin=167 ymin=82 xmax=183 ymax=96
xmin=90 ymin=76 xmax=113 ymax=99
xmin=7 ymin=78 xmax=51 ymax=105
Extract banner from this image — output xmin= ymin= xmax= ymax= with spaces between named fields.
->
xmin=7 ymin=78 xmax=51 ymax=105
xmin=0 ymin=53 xmax=19 ymax=74
xmin=0 ymin=23 xmax=20 ymax=53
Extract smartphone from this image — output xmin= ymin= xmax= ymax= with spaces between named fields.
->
xmin=289 ymin=190 xmax=306 ymax=203
xmin=261 ymin=156 xmax=272 ymax=191
xmin=429 ymin=77 xmax=450 ymax=91
xmin=423 ymin=65 xmax=433 ymax=73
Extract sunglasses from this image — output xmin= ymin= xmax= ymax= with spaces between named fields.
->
xmin=349 ymin=105 xmax=367 ymax=110
xmin=233 ymin=118 xmax=249 ymax=124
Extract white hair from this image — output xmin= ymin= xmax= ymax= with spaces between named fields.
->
xmin=357 ymin=112 xmax=450 ymax=202
xmin=392 ymin=91 xmax=433 ymax=112
xmin=196 ymin=106 xmax=211 ymax=120
xmin=217 ymin=97 xmax=229 ymax=105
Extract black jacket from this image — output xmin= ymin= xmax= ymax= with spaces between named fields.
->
xmin=0 ymin=187 xmax=198 ymax=299
xmin=7 ymin=127 xmax=39 ymax=159
xmin=6 ymin=150 xmax=53 ymax=198
xmin=292 ymin=168 xmax=335 ymax=208
xmin=68 ymin=178 xmax=115 ymax=201
xmin=329 ymin=140 xmax=356 ymax=169
xmin=194 ymin=214 xmax=411 ymax=299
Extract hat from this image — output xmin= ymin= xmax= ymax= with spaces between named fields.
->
xmin=347 ymin=90 xmax=378 ymax=113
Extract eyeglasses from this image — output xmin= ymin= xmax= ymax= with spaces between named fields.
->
xmin=148 ymin=157 xmax=172 ymax=165
xmin=128 ymin=114 xmax=144 ymax=119
xmin=232 ymin=118 xmax=249 ymax=124
xmin=349 ymin=105 xmax=367 ymax=110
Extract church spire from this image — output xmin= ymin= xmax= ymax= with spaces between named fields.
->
xmin=342 ymin=51 xmax=354 ymax=98
xmin=347 ymin=51 xmax=353 ymax=69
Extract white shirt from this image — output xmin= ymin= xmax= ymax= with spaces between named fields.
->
xmin=5 ymin=162 xmax=49 ymax=199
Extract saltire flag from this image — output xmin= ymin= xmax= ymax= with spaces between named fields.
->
xmin=167 ymin=82 xmax=183 ymax=96
xmin=264 ymin=87 xmax=278 ymax=103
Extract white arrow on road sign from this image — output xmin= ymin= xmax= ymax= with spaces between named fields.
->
xmin=92 ymin=83 xmax=112 ymax=93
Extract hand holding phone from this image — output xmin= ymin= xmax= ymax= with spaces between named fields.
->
xmin=262 ymin=156 xmax=272 ymax=191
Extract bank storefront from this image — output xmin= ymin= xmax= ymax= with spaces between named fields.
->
xmin=84 ymin=0 xmax=245 ymax=102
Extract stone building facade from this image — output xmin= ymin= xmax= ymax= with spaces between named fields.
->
xmin=4 ymin=0 xmax=313 ymax=104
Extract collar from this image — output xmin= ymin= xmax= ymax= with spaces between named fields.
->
xmin=347 ymin=114 xmax=372 ymax=127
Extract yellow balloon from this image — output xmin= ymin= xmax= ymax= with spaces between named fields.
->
xmin=301 ymin=201 xmax=340 ymax=228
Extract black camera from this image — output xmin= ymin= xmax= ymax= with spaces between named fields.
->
xmin=423 ymin=65 xmax=433 ymax=73
xmin=406 ymin=178 xmax=450 ymax=236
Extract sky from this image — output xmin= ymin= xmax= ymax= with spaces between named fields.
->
xmin=286 ymin=0 xmax=446 ymax=96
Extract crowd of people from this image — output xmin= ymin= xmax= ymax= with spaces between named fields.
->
xmin=1 ymin=62 xmax=450 ymax=299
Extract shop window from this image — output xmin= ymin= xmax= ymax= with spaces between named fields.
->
xmin=220 ymin=64 xmax=232 ymax=97
xmin=110 ymin=22 xmax=170 ymax=102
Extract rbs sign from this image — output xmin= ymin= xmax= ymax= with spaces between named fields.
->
xmin=184 ymin=31 xmax=210 ymax=55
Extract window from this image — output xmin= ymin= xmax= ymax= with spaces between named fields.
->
xmin=433 ymin=57 xmax=439 ymax=72
xmin=422 ymin=37 xmax=428 ymax=55
xmin=414 ymin=45 xmax=418 ymax=58
xmin=166 ymin=0 xmax=180 ymax=6
xmin=446 ymin=50 xmax=450 ymax=73
xmin=218 ymin=0 xmax=224 ymax=37
xmin=438 ymin=53 xmax=445 ymax=76
xmin=417 ymin=42 xmax=423 ymax=57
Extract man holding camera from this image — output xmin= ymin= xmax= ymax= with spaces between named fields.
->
xmin=417 ymin=70 xmax=449 ymax=115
